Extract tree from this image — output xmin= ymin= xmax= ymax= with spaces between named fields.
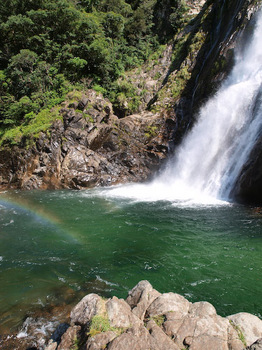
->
xmin=102 ymin=12 xmax=125 ymax=39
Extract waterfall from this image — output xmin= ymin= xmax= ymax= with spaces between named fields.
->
xmin=105 ymin=11 xmax=262 ymax=205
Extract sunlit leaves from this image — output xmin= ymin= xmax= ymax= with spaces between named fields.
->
xmin=0 ymin=0 xmax=186 ymax=130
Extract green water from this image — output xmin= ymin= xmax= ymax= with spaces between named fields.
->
xmin=0 ymin=189 xmax=261 ymax=333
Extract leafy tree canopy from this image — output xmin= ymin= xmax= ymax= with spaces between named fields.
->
xmin=0 ymin=0 xmax=187 ymax=133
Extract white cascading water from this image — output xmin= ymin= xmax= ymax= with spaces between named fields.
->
xmin=105 ymin=11 xmax=262 ymax=205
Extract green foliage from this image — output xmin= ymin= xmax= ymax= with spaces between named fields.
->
xmin=97 ymin=0 xmax=132 ymax=17
xmin=67 ymin=90 xmax=83 ymax=102
xmin=0 ymin=108 xmax=60 ymax=146
xmin=88 ymin=315 xmax=112 ymax=337
xmin=70 ymin=335 xmax=80 ymax=350
xmin=88 ymin=314 xmax=125 ymax=337
xmin=0 ymin=0 xmax=189 ymax=143
xmin=4 ymin=96 xmax=39 ymax=124
xmin=102 ymin=12 xmax=125 ymax=39
xmin=169 ymin=0 xmax=189 ymax=32
xmin=229 ymin=321 xmax=247 ymax=346
xmin=0 ymin=127 xmax=23 ymax=146
xmin=152 ymin=314 xmax=165 ymax=327
xmin=109 ymin=78 xmax=141 ymax=116
xmin=145 ymin=125 xmax=158 ymax=138
xmin=171 ymin=66 xmax=191 ymax=99
xmin=93 ymin=84 xmax=107 ymax=95
xmin=83 ymin=113 xmax=94 ymax=123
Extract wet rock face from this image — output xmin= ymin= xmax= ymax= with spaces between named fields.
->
xmin=0 ymin=91 xmax=170 ymax=190
xmin=232 ymin=136 xmax=262 ymax=205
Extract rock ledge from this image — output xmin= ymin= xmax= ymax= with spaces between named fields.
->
xmin=41 ymin=280 xmax=262 ymax=350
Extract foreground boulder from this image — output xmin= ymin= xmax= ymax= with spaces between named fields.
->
xmin=43 ymin=281 xmax=262 ymax=350
xmin=227 ymin=313 xmax=262 ymax=347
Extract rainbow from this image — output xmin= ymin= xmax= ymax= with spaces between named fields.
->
xmin=0 ymin=192 xmax=80 ymax=243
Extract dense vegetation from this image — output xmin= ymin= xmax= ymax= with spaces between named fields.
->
xmin=0 ymin=0 xmax=187 ymax=143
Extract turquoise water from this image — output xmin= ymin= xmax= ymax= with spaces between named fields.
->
xmin=0 ymin=189 xmax=261 ymax=333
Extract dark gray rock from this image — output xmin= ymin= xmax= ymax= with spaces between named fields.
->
xmin=0 ymin=94 xmax=169 ymax=191
xmin=247 ymin=338 xmax=262 ymax=350
xmin=51 ymin=323 xmax=70 ymax=344
xmin=50 ymin=322 xmax=70 ymax=344
xmin=232 ymin=136 xmax=262 ymax=204
xmin=77 ymin=96 xmax=89 ymax=111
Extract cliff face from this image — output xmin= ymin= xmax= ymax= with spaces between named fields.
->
xmin=0 ymin=0 xmax=260 ymax=192
xmin=0 ymin=91 xmax=169 ymax=190
xmin=150 ymin=0 xmax=260 ymax=144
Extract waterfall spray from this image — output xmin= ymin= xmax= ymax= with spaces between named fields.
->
xmin=105 ymin=11 xmax=262 ymax=205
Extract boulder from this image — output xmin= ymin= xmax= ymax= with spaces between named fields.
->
xmin=182 ymin=315 xmax=230 ymax=350
xmin=146 ymin=319 xmax=180 ymax=350
xmin=61 ymin=147 xmax=114 ymax=189
xmin=106 ymin=296 xmax=143 ymax=328
xmin=227 ymin=313 xmax=262 ymax=346
xmin=45 ymin=340 xmax=57 ymax=350
xmin=247 ymin=338 xmax=262 ymax=350
xmin=70 ymin=294 xmax=105 ymax=326
xmin=163 ymin=311 xmax=185 ymax=337
xmin=146 ymin=292 xmax=191 ymax=318
xmin=189 ymin=301 xmax=217 ymax=317
xmin=126 ymin=280 xmax=154 ymax=308
xmin=184 ymin=334 xmax=229 ymax=350
xmin=77 ymin=96 xmax=89 ymax=111
xmin=126 ymin=280 xmax=161 ymax=320
xmin=57 ymin=325 xmax=81 ymax=350
xmin=107 ymin=326 xmax=151 ymax=350
xmin=227 ymin=323 xmax=247 ymax=350
xmin=50 ymin=323 xmax=70 ymax=344
xmin=163 ymin=301 xmax=245 ymax=350
xmin=38 ymin=281 xmax=262 ymax=350
xmin=86 ymin=331 xmax=117 ymax=350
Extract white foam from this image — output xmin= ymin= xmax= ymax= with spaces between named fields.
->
xmin=95 ymin=275 xmax=119 ymax=287
xmin=101 ymin=182 xmax=229 ymax=207
xmin=3 ymin=219 xmax=14 ymax=226
xmin=97 ymin=11 xmax=262 ymax=206
xmin=17 ymin=316 xmax=60 ymax=348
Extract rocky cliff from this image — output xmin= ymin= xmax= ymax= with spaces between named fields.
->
xmin=3 ymin=281 xmax=262 ymax=350
xmin=0 ymin=90 xmax=169 ymax=190
xmin=0 ymin=0 xmax=260 ymax=195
